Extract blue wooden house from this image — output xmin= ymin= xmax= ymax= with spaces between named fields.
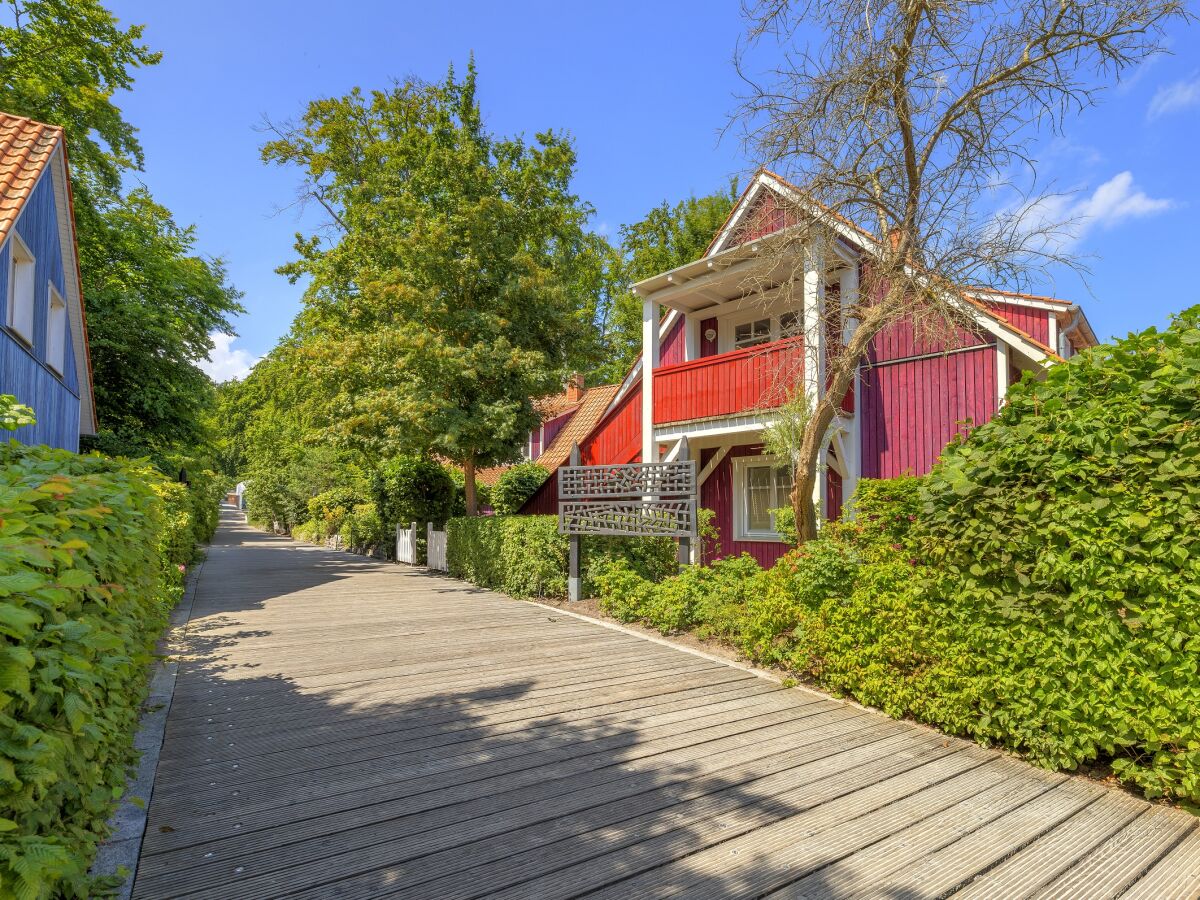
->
xmin=0 ymin=112 xmax=97 ymax=451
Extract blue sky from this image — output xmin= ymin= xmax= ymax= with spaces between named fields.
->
xmin=105 ymin=1 xmax=1199 ymax=380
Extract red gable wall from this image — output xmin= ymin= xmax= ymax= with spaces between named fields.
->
xmin=986 ymin=301 xmax=1050 ymax=346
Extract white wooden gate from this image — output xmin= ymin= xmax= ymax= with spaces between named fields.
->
xmin=396 ymin=521 xmax=418 ymax=565
xmin=426 ymin=522 xmax=448 ymax=572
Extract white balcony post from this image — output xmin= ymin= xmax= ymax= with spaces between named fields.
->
xmin=839 ymin=263 xmax=860 ymax=507
xmin=641 ymin=294 xmax=659 ymax=463
xmin=684 ymin=312 xmax=699 ymax=362
xmin=802 ymin=244 xmax=825 ymax=518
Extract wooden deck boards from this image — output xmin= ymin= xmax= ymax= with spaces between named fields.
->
xmin=132 ymin=509 xmax=1200 ymax=899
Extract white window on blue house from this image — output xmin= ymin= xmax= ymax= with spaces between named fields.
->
xmin=7 ymin=234 xmax=35 ymax=345
xmin=47 ymin=283 xmax=66 ymax=374
xmin=733 ymin=455 xmax=794 ymax=541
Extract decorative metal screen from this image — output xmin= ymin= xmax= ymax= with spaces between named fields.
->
xmin=558 ymin=461 xmax=697 ymax=538
xmin=558 ymin=462 xmax=695 ymax=500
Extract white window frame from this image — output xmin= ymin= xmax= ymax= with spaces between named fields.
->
xmin=46 ymin=282 xmax=67 ymax=375
xmin=732 ymin=454 xmax=794 ymax=542
xmin=6 ymin=232 xmax=36 ymax=346
xmin=718 ymin=304 xmax=805 ymax=354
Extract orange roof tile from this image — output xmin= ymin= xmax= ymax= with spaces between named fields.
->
xmin=535 ymin=383 xmax=620 ymax=474
xmin=0 ymin=113 xmax=62 ymax=250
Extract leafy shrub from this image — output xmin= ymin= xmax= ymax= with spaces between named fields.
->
xmin=372 ymin=456 xmax=456 ymax=529
xmin=914 ymin=307 xmax=1200 ymax=800
xmin=446 ymin=515 xmax=677 ymax=599
xmin=305 ymin=487 xmax=363 ymax=541
xmin=0 ymin=443 xmax=182 ymax=898
xmin=490 ymin=463 xmax=549 ymax=515
xmin=592 ymin=307 xmax=1200 ymax=803
xmin=340 ymin=502 xmax=386 ymax=555
xmin=0 ymin=394 xmax=35 ymax=431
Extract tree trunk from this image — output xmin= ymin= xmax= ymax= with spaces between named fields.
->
xmin=789 ymin=298 xmax=896 ymax=542
xmin=463 ymin=455 xmax=478 ymax=516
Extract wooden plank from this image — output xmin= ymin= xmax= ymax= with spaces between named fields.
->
xmin=1119 ymin=824 xmax=1200 ymax=900
xmin=954 ymin=790 xmax=1147 ymax=899
xmin=131 ymin=511 xmax=1200 ymax=900
xmin=1030 ymin=806 xmax=1197 ymax=899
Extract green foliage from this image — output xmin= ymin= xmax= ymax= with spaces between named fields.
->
xmin=446 ymin=515 xmax=677 ymax=600
xmin=490 ymin=463 xmax=549 ymax=515
xmin=594 ymin=307 xmax=1200 ymax=804
xmin=0 ymin=395 xmax=35 ymax=432
xmin=371 ymin=457 xmax=455 ymax=529
xmin=0 ymin=443 xmax=184 ymax=898
xmin=915 ymin=308 xmax=1200 ymax=800
xmin=261 ymin=61 xmax=597 ymax=508
xmin=80 ymin=189 xmax=243 ymax=455
xmin=340 ymin=503 xmax=386 ymax=555
xmin=0 ymin=1 xmax=242 ymax=458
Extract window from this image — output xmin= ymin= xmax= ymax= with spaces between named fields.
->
xmin=7 ymin=234 xmax=35 ymax=345
xmin=779 ymin=311 xmax=801 ymax=337
xmin=734 ymin=456 xmax=794 ymax=540
xmin=733 ymin=317 xmax=771 ymax=349
xmin=47 ymin=284 xmax=66 ymax=374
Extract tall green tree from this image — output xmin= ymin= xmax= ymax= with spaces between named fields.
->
xmin=0 ymin=0 xmax=243 ymax=455
xmin=263 ymin=61 xmax=598 ymax=512
xmin=583 ymin=184 xmax=740 ymax=383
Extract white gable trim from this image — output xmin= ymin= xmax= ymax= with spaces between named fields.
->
xmin=48 ymin=144 xmax=96 ymax=434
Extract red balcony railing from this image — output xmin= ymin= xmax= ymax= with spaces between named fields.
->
xmin=652 ymin=337 xmax=805 ymax=426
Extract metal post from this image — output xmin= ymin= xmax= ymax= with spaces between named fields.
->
xmin=568 ymin=443 xmax=581 ymax=602
xmin=676 ymin=436 xmax=691 ymax=569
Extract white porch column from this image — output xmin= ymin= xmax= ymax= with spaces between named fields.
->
xmin=996 ymin=342 xmax=1010 ymax=410
xmin=802 ymin=245 xmax=825 ymax=406
xmin=641 ymin=294 xmax=659 ymax=463
xmin=684 ymin=312 xmax=699 ymax=362
xmin=803 ymin=245 xmax=826 ymax=519
xmin=838 ymin=264 xmax=860 ymax=506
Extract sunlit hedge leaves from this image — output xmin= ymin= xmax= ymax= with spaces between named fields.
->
xmin=0 ymin=445 xmax=195 ymax=898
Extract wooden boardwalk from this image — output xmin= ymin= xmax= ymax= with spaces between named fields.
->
xmin=132 ymin=508 xmax=1200 ymax=899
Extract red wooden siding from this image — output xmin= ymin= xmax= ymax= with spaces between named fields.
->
xmin=522 ymin=470 xmax=559 ymax=516
xmin=580 ymin=384 xmax=641 ymax=465
xmin=986 ymin=301 xmax=1050 ymax=346
xmin=658 ymin=316 xmax=685 ymax=367
xmin=700 ymin=445 xmax=791 ymax=567
xmin=870 ymin=313 xmax=990 ymax=363
xmin=859 ymin=344 xmax=997 ymax=479
xmin=699 ymin=317 xmax=718 ymax=357
xmin=733 ymin=190 xmax=794 ymax=244
xmin=653 ymin=338 xmax=803 ymax=425
xmin=826 ymin=467 xmax=843 ymax=521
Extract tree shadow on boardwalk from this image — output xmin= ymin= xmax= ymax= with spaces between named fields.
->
xmin=129 ymin=514 xmax=1107 ymax=900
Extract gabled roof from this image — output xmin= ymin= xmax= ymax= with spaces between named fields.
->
xmin=534 ymin=382 xmax=620 ymax=474
xmin=0 ymin=112 xmax=97 ymax=434
xmin=0 ymin=114 xmax=62 ymax=249
xmin=474 ymin=382 xmax=622 ymax=487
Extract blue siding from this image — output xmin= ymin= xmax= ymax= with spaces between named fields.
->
xmin=0 ymin=165 xmax=82 ymax=451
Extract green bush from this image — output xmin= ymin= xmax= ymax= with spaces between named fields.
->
xmin=490 ymin=463 xmax=549 ymax=515
xmin=446 ymin=515 xmax=678 ymax=600
xmin=914 ymin=307 xmax=1200 ymax=800
xmin=305 ymin=487 xmax=363 ymax=542
xmin=372 ymin=456 xmax=456 ymax=529
xmin=592 ymin=307 xmax=1200 ymax=804
xmin=340 ymin=502 xmax=386 ymax=555
xmin=0 ymin=443 xmax=182 ymax=898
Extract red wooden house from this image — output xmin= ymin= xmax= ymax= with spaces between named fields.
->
xmin=549 ymin=171 xmax=1097 ymax=566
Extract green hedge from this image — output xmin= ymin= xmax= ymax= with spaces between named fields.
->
xmin=0 ymin=443 xmax=190 ymax=898
xmin=593 ymin=306 xmax=1200 ymax=804
xmin=446 ymin=515 xmax=678 ymax=600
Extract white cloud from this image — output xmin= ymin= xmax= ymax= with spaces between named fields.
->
xmin=1075 ymin=171 xmax=1175 ymax=231
xmin=200 ymin=332 xmax=257 ymax=382
xmin=1147 ymin=74 xmax=1200 ymax=120
xmin=1011 ymin=171 xmax=1175 ymax=252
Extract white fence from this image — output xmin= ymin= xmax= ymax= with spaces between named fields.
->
xmin=396 ymin=521 xmax=418 ymax=565
xmin=426 ymin=522 xmax=448 ymax=572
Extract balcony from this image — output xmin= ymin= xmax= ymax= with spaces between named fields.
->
xmin=652 ymin=337 xmax=805 ymax=426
